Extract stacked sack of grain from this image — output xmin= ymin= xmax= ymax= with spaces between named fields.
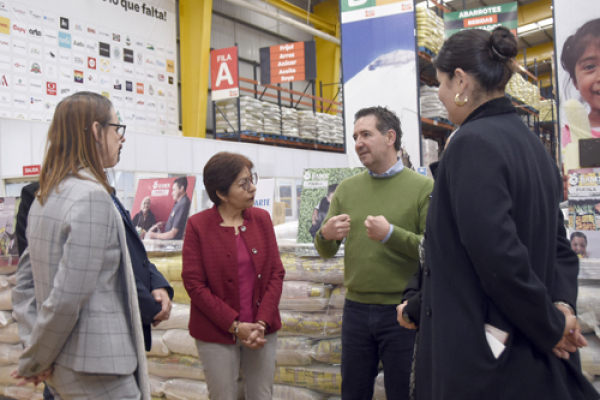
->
xmin=282 ymin=107 xmax=300 ymax=138
xmin=420 ymin=85 xmax=448 ymax=120
xmin=274 ymin=244 xmax=346 ymax=398
xmin=539 ymin=100 xmax=557 ymax=122
xmin=263 ymin=100 xmax=282 ymax=135
xmin=316 ymin=113 xmax=337 ymax=144
xmin=576 ymin=281 xmax=600 ymax=391
xmin=330 ymin=114 xmax=344 ymax=145
xmin=298 ymin=111 xmax=318 ymax=140
xmin=215 ymin=96 xmax=264 ymax=134
xmin=416 ymin=2 xmax=444 ymax=54
xmin=0 ymin=270 xmax=46 ymax=400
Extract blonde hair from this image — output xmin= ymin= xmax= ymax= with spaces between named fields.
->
xmin=37 ymin=92 xmax=114 ymax=204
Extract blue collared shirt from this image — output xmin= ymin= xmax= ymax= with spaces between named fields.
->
xmin=367 ymin=157 xmax=404 ymax=243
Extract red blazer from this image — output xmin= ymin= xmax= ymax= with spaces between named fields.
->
xmin=182 ymin=205 xmax=285 ymax=344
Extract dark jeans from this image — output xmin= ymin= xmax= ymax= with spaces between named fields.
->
xmin=342 ymin=299 xmax=416 ymax=400
xmin=43 ymin=383 xmax=55 ymax=400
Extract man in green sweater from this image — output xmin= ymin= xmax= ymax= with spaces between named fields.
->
xmin=315 ymin=106 xmax=433 ymax=400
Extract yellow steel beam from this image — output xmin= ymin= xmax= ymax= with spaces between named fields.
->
xmin=180 ymin=0 xmax=212 ymax=138
xmin=265 ymin=0 xmax=336 ymax=36
xmin=516 ymin=41 xmax=554 ymax=65
xmin=314 ymin=0 xmax=340 ymax=113
xmin=517 ymin=0 xmax=552 ymax=25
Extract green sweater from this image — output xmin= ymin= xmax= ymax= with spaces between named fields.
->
xmin=315 ymin=169 xmax=433 ymax=304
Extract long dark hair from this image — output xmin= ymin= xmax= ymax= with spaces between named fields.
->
xmin=433 ymin=27 xmax=518 ymax=95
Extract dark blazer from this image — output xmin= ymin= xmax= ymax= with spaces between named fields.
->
xmin=112 ymin=195 xmax=174 ymax=351
xmin=415 ymin=97 xmax=597 ymax=399
xmin=16 ymin=182 xmax=173 ymax=352
xmin=182 ymin=205 xmax=285 ymax=344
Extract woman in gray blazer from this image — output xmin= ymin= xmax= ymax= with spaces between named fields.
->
xmin=11 ymin=92 xmax=150 ymax=399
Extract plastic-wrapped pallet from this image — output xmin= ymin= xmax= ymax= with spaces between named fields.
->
xmin=161 ymin=378 xmax=244 ymax=400
xmin=282 ymin=107 xmax=300 ymax=137
xmin=309 ymin=338 xmax=341 ymax=364
xmin=0 ymin=322 xmax=19 ymax=344
xmin=163 ymin=329 xmax=198 ymax=358
xmin=0 ymin=310 xmax=13 ymax=328
xmin=416 ymin=2 xmax=444 ymax=54
xmin=275 ymin=364 xmax=342 ymax=395
xmin=420 ymin=85 xmax=448 ymax=120
xmin=170 ymin=281 xmax=190 ymax=305
xmin=276 ymin=336 xmax=313 ymax=366
xmin=215 ymin=96 xmax=264 ymax=133
xmin=422 ymin=138 xmax=439 ymax=175
xmin=298 ymin=111 xmax=318 ymax=140
xmin=280 ymin=253 xmax=344 ymax=285
xmin=147 ymin=330 xmax=170 ymax=357
xmin=150 ymin=256 xmax=182 ymax=282
xmin=273 ymin=384 xmax=329 ymax=400
xmin=152 ymin=303 xmax=190 ymax=330
xmin=577 ymin=284 xmax=600 ymax=333
xmin=279 ymin=281 xmax=332 ymax=311
xmin=373 ymin=371 xmax=386 ymax=400
xmin=263 ymin=100 xmax=282 ymax=135
xmin=329 ymin=286 xmax=346 ymax=309
xmin=0 ymin=343 xmax=22 ymax=365
xmin=149 ymin=375 xmax=168 ymax=398
xmin=331 ymin=114 xmax=344 ymax=144
xmin=540 ymin=100 xmax=557 ymax=122
xmin=316 ymin=113 xmax=337 ymax=144
xmin=280 ymin=311 xmax=343 ymax=338
xmin=147 ymin=355 xmax=206 ymax=381
xmin=581 ymin=334 xmax=600 ymax=377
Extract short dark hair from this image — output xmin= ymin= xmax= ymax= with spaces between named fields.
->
xmin=204 ymin=152 xmax=253 ymax=206
xmin=354 ymin=106 xmax=402 ymax=151
xmin=433 ymin=27 xmax=517 ymax=95
xmin=327 ymin=184 xmax=338 ymax=195
xmin=561 ymin=18 xmax=600 ymax=85
xmin=571 ymin=231 xmax=588 ymax=244
xmin=174 ymin=177 xmax=188 ymax=192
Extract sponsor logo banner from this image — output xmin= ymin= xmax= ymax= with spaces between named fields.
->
xmin=58 ymin=31 xmax=71 ymax=48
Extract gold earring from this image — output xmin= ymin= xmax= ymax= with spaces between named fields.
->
xmin=455 ymin=93 xmax=468 ymax=107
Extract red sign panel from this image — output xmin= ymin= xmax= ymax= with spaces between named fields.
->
xmin=210 ymin=46 xmax=239 ymax=101
xmin=23 ymin=165 xmax=41 ymax=176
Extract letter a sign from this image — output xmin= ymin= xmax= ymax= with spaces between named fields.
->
xmin=211 ymin=46 xmax=239 ymax=101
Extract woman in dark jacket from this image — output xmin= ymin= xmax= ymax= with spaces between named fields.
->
xmin=182 ymin=152 xmax=285 ymax=400
xmin=411 ymin=27 xmax=597 ymax=400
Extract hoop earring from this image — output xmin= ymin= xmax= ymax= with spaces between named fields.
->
xmin=455 ymin=93 xmax=468 ymax=107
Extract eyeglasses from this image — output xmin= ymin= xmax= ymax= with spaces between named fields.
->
xmin=108 ymin=123 xmax=126 ymax=139
xmin=238 ymin=172 xmax=258 ymax=191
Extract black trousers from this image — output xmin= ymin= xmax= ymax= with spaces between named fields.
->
xmin=342 ymin=299 xmax=416 ymax=400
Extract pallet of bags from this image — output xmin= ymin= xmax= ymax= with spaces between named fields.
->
xmin=147 ymin=355 xmax=206 ymax=381
xmin=273 ymin=384 xmax=329 ymax=400
xmin=275 ymin=364 xmax=342 ymax=395
xmin=160 ymin=378 xmax=244 ymax=400
xmin=329 ymin=286 xmax=346 ymax=309
xmin=151 ymin=303 xmax=190 ymax=331
xmin=215 ymin=96 xmax=264 ymax=133
xmin=282 ymin=107 xmax=300 ymax=138
xmin=280 ymin=310 xmax=342 ymax=338
xmin=150 ymin=255 xmax=183 ymax=282
xmin=279 ymin=281 xmax=333 ymax=311
xmin=298 ymin=111 xmax=318 ymax=140
xmin=276 ymin=336 xmax=313 ymax=366
xmin=330 ymin=114 xmax=344 ymax=145
xmin=416 ymin=2 xmax=444 ymax=54
xmin=316 ymin=113 xmax=336 ymax=144
xmin=263 ymin=100 xmax=282 ymax=135
xmin=170 ymin=281 xmax=190 ymax=305
xmin=420 ymin=85 xmax=448 ymax=120
xmin=309 ymin=337 xmax=341 ymax=365
xmin=147 ymin=330 xmax=170 ymax=358
xmin=577 ymin=283 xmax=600 ymax=334
xmin=279 ymin=253 xmax=344 ymax=285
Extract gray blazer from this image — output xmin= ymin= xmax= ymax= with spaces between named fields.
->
xmin=12 ymin=170 xmax=150 ymax=398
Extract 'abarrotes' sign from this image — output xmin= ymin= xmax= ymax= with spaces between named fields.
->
xmin=444 ymin=2 xmax=517 ymax=38
xmin=259 ymin=41 xmax=317 ymax=85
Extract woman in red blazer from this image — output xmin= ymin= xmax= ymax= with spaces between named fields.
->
xmin=182 ymin=152 xmax=285 ymax=400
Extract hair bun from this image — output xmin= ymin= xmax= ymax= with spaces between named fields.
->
xmin=490 ymin=26 xmax=518 ymax=61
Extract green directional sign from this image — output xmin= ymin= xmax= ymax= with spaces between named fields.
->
xmin=444 ymin=2 xmax=518 ymax=38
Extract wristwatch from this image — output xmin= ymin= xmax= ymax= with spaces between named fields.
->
xmin=233 ymin=321 xmax=240 ymax=334
xmin=402 ymin=309 xmax=414 ymax=325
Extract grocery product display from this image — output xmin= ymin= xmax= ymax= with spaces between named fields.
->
xmin=540 ymin=99 xmax=558 ymax=123
xmin=416 ymin=3 xmax=445 ymax=55
xmin=215 ymin=96 xmax=344 ymax=146
xmin=505 ymin=73 xmax=542 ymax=112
